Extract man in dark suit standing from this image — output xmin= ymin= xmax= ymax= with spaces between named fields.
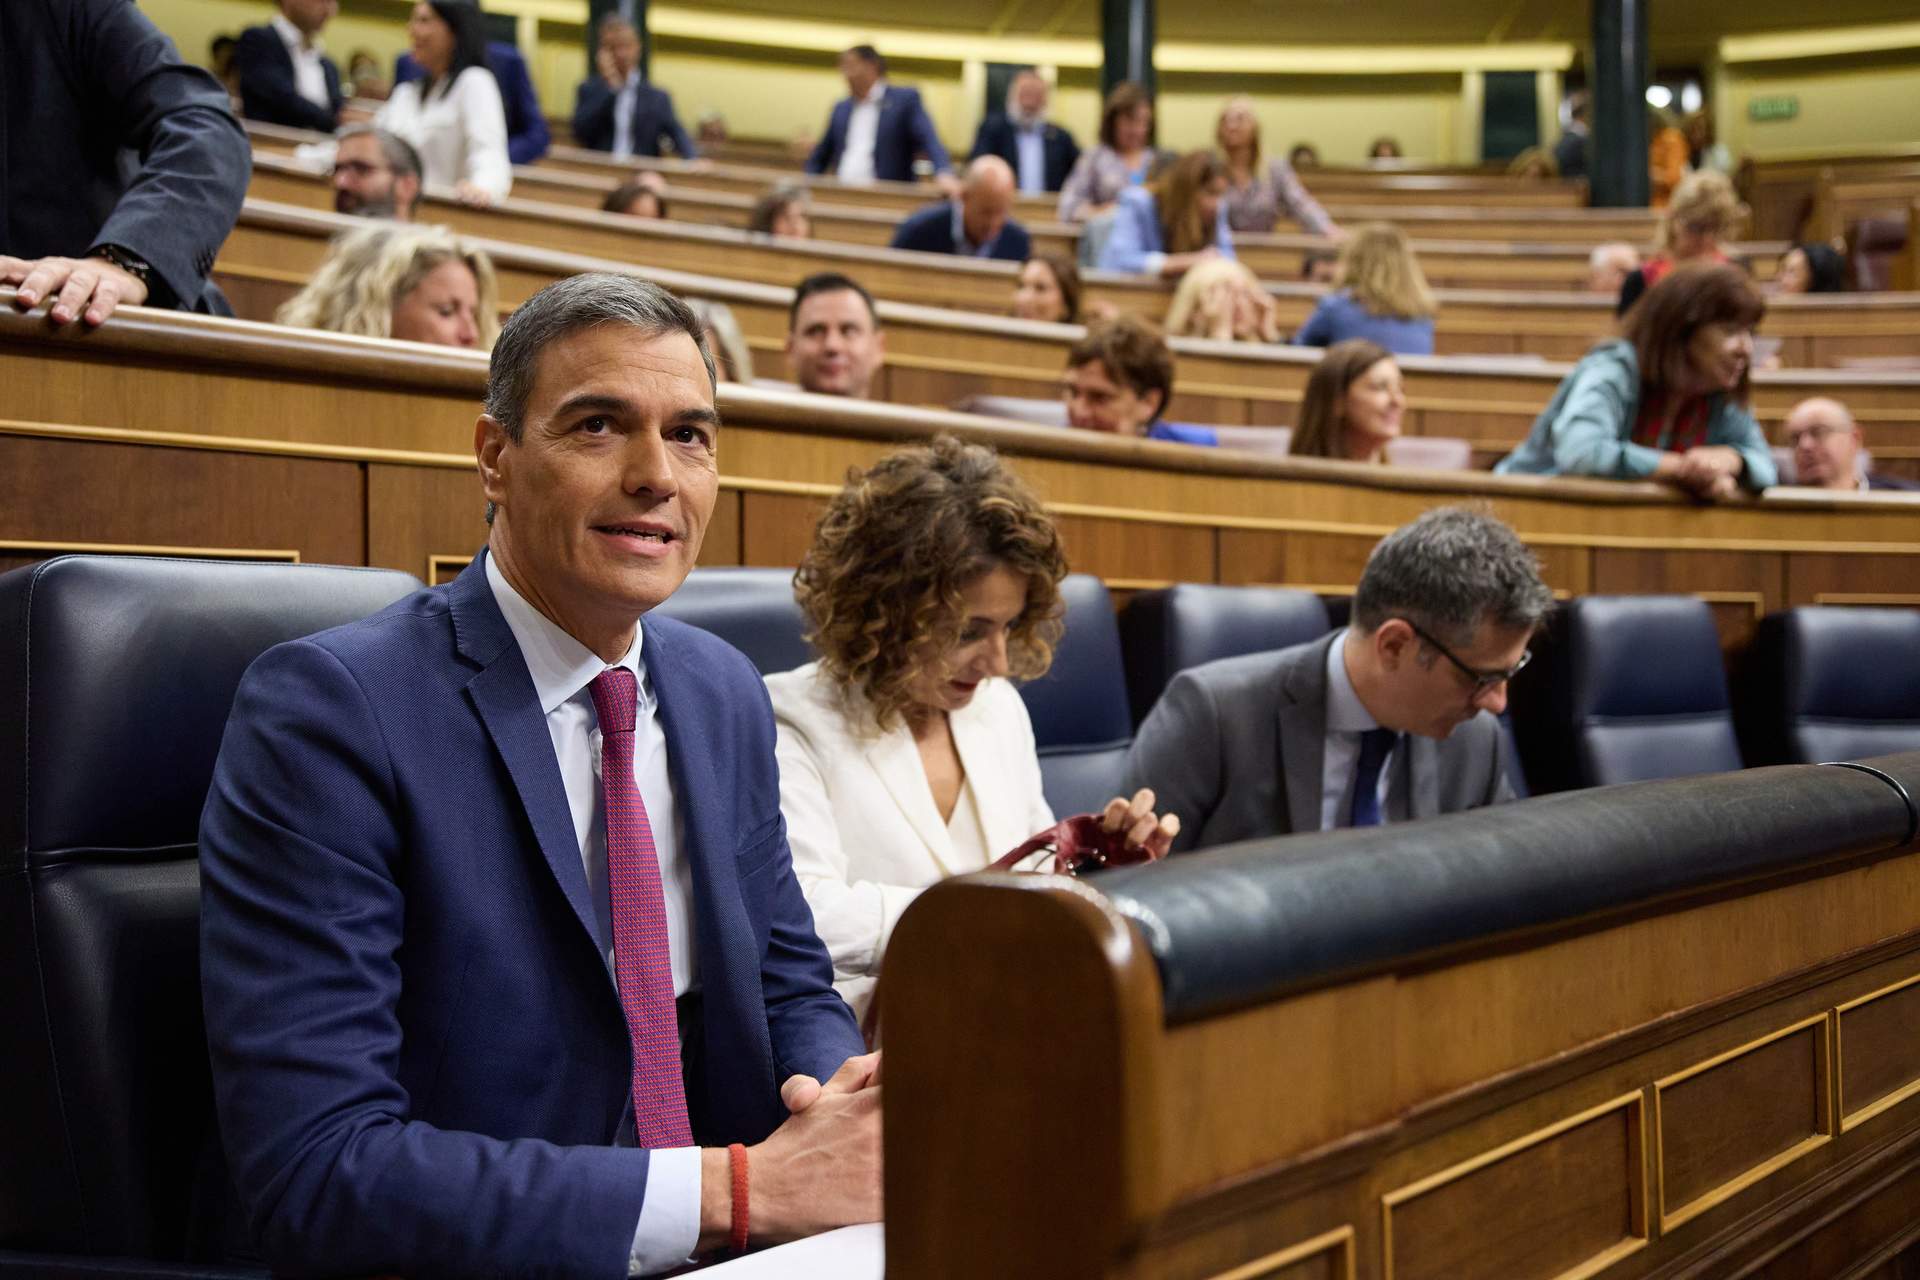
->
xmin=395 ymin=38 xmax=552 ymax=164
xmin=1 ymin=0 xmax=249 ymax=324
xmin=1125 ymin=508 xmax=1552 ymax=853
xmin=571 ymin=14 xmax=697 ymax=160
xmin=889 ymin=156 xmax=1031 ymax=261
xmin=200 ymin=274 xmax=878 ymax=1277
xmin=969 ymin=68 xmax=1080 ymax=195
xmin=806 ymin=45 xmax=956 ymax=194
xmin=234 ymin=0 xmax=344 ymax=132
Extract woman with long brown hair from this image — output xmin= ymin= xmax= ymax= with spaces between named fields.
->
xmin=1055 ymin=80 xmax=1167 ymax=222
xmin=1097 ymin=150 xmax=1234 ymax=277
xmin=1287 ymin=339 xmax=1406 ymax=463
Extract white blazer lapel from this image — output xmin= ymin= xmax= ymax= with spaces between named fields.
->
xmin=864 ymin=725 xmax=957 ymax=875
xmin=949 ymin=688 xmax=1030 ymax=864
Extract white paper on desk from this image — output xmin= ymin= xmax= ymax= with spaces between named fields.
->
xmin=698 ymin=1222 xmax=884 ymax=1277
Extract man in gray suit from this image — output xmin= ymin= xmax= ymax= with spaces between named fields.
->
xmin=1125 ymin=507 xmax=1553 ymax=853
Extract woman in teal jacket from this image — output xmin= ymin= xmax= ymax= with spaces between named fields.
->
xmin=1496 ymin=263 xmax=1776 ymax=500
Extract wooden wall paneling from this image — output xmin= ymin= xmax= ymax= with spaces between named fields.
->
xmin=0 ymin=436 xmax=362 ymax=568
xmin=1048 ymin=513 xmax=1218 ymax=590
xmin=738 ymin=490 xmax=831 ymax=567
xmin=365 ymin=462 xmax=487 ymax=579
xmin=702 ymin=490 xmax=744 ymax=567
xmin=1836 ymin=973 xmax=1920 ymax=1132
xmin=1589 ymin=546 xmax=1786 ymax=649
xmin=1786 ymin=552 xmax=1920 ymax=610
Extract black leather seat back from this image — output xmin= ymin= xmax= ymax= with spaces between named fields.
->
xmin=1118 ymin=584 xmax=1331 ymax=728
xmin=1737 ymin=607 xmax=1920 ymax=765
xmin=649 ymin=567 xmax=812 ymax=676
xmin=1017 ymin=575 xmax=1133 ymax=816
xmin=0 ymin=557 xmax=421 ymax=1262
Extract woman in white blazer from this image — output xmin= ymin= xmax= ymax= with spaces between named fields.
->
xmin=375 ymin=1 xmax=511 ymax=204
xmin=765 ymin=437 xmax=1176 ymax=1020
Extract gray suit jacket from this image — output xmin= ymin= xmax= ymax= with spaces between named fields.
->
xmin=1122 ymin=631 xmax=1513 ymax=854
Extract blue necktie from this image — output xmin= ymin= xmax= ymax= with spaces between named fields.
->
xmin=1348 ymin=728 xmax=1398 ymax=828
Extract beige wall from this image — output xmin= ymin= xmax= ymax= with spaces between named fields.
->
xmin=1719 ymin=54 xmax=1920 ymax=158
xmin=1153 ymin=74 xmax=1467 ymax=165
xmin=143 ymin=0 xmax=411 ymax=84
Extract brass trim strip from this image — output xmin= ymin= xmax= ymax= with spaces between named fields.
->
xmin=1205 ymin=1224 xmax=1355 ymax=1280
xmin=0 ymin=539 xmax=299 ymax=562
xmin=1835 ymin=969 xmax=1920 ymax=1132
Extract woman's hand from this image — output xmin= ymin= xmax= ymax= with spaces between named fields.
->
xmin=1100 ymin=788 xmax=1180 ymax=858
xmin=453 ymin=180 xmax=495 ymax=208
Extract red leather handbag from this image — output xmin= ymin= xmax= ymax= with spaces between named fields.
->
xmin=991 ymin=813 xmax=1168 ymax=876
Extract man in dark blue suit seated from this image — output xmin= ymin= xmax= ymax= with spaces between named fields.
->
xmin=200 ymin=274 xmax=878 ymax=1278
xmin=1 ymin=0 xmax=248 ymax=324
xmin=806 ymin=44 xmax=957 ymax=194
xmin=968 ymin=68 xmax=1080 ymax=195
xmin=889 ymin=156 xmax=1031 ymax=261
xmin=395 ymin=38 xmax=550 ymax=164
xmin=571 ymin=14 xmax=698 ymax=160
xmin=233 ymin=0 xmax=344 ymax=131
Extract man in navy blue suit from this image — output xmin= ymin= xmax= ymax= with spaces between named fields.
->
xmin=395 ymin=38 xmax=551 ymax=163
xmin=1 ymin=0 xmax=248 ymax=324
xmin=234 ymin=0 xmax=344 ymax=131
xmin=968 ymin=69 xmax=1080 ymax=194
xmin=200 ymin=274 xmax=878 ymax=1277
xmin=805 ymin=45 xmax=956 ymax=193
xmin=889 ymin=156 xmax=1032 ymax=261
xmin=571 ymin=14 xmax=698 ymax=160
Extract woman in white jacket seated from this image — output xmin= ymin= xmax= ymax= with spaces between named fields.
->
xmin=766 ymin=436 xmax=1176 ymax=1021
xmin=376 ymin=1 xmax=511 ymax=204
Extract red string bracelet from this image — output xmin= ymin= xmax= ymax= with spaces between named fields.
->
xmin=728 ymin=1142 xmax=750 ymax=1252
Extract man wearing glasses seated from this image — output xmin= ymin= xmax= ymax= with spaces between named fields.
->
xmin=1124 ymin=507 xmax=1553 ymax=852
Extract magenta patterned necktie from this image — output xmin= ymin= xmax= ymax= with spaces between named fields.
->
xmin=588 ymin=667 xmax=693 ymax=1148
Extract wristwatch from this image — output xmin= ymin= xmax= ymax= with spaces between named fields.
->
xmin=92 ymin=243 xmax=153 ymax=288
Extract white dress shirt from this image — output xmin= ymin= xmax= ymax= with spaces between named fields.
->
xmin=271 ymin=14 xmax=332 ymax=112
xmin=836 ymin=81 xmax=887 ymax=184
xmin=374 ymin=65 xmax=513 ymax=199
xmin=484 ymin=554 xmax=699 ymax=1276
xmin=1013 ymin=119 xmax=1047 ymax=193
xmin=1318 ymin=628 xmax=1397 ymax=831
xmin=611 ymin=71 xmax=640 ymax=159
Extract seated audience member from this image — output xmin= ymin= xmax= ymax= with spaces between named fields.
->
xmin=1782 ymin=397 xmax=1919 ymax=491
xmin=1215 ymin=96 xmax=1336 ymax=237
xmin=1287 ymin=339 xmax=1404 ymax=463
xmin=1166 ymin=257 xmax=1281 ymax=344
xmin=1495 ymin=263 xmax=1777 ymax=498
xmin=604 ymin=174 xmax=668 ymax=219
xmin=889 ymin=156 xmax=1031 ymax=261
xmin=806 ymin=45 xmax=955 ymax=191
xmin=333 ymin=125 xmax=423 ymax=219
xmin=1775 ymin=242 xmax=1846 ymax=295
xmin=1288 ymin=142 xmax=1321 ymax=171
xmin=571 ymin=14 xmax=696 ymax=161
xmin=1554 ymin=91 xmax=1590 ymax=180
xmin=276 ymin=222 xmax=499 ymax=349
xmin=2 ymin=0 xmax=248 ymax=324
xmin=395 ymin=24 xmax=549 ymax=164
xmin=211 ymin=34 xmax=243 ymax=104
xmin=749 ymin=184 xmax=812 ymax=238
xmin=1296 ymin=222 xmax=1436 ymax=356
xmin=1301 ymin=251 xmax=1339 ymax=284
xmin=969 ymin=68 xmax=1081 ymax=195
xmin=787 ymin=272 xmax=885 ymax=399
xmin=768 ymin=437 xmax=1175 ymax=1019
xmin=1587 ymin=242 xmax=1641 ymax=296
xmin=348 ymin=48 xmax=388 ymax=99
xmin=1012 ymin=252 xmax=1082 ymax=324
xmin=1099 ymin=151 xmax=1234 ymax=278
xmin=201 ymin=274 xmax=878 ymax=1277
xmin=235 ymin=0 xmax=345 ymax=132
xmin=1648 ymin=108 xmax=1690 ymax=209
xmin=1507 ymin=147 xmax=1558 ymax=180
xmin=686 ymin=298 xmax=753 ymax=382
xmin=1684 ymin=109 xmax=1731 ymax=174
xmin=1056 ymin=81 xmax=1166 ymax=223
xmin=1618 ymin=169 xmax=1742 ymax=313
xmin=372 ymin=1 xmax=512 ymax=204
xmin=1063 ymin=315 xmax=1217 ymax=446
xmin=1125 ymin=506 xmax=1551 ymax=852
xmin=698 ymin=111 xmax=729 ymax=146
xmin=1369 ymin=137 xmax=1404 ymax=161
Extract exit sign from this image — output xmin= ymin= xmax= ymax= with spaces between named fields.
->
xmin=1748 ymin=95 xmax=1799 ymax=122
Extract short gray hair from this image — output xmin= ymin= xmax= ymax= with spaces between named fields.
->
xmin=484 ymin=273 xmax=717 ymax=444
xmin=1351 ymin=506 xmax=1553 ymax=643
xmin=337 ymin=123 xmax=422 ymax=184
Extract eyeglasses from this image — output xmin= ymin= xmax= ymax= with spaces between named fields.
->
xmin=1401 ymin=618 xmax=1532 ymax=694
xmin=332 ymin=160 xmax=392 ymax=179
xmin=1784 ymin=423 xmax=1846 ymax=448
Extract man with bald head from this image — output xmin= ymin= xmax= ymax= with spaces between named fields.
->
xmin=888 ymin=155 xmax=1032 ymax=261
xmin=1782 ymin=397 xmax=1920 ymax=491
xmin=1587 ymin=242 xmax=1640 ymax=295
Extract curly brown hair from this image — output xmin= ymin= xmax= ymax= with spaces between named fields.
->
xmin=793 ymin=436 xmax=1068 ymax=732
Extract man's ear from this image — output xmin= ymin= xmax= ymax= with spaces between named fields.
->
xmin=1371 ymin=618 xmax=1416 ymax=671
xmin=1144 ymin=386 xmax=1166 ymax=421
xmin=873 ymin=329 xmax=887 ymax=360
xmin=475 ymin=414 xmax=511 ymax=509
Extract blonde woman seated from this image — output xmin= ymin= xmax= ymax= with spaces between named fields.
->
xmin=1295 ymin=222 xmax=1436 ymax=356
xmin=1166 ymin=257 xmax=1281 ymax=344
xmin=1618 ymin=169 xmax=1743 ymax=314
xmin=1286 ymin=339 xmax=1405 ymax=463
xmin=766 ymin=437 xmax=1177 ymax=1019
xmin=276 ymin=222 xmax=499 ymax=349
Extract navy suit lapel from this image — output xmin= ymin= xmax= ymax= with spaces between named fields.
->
xmin=448 ymin=555 xmax=604 ymax=955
